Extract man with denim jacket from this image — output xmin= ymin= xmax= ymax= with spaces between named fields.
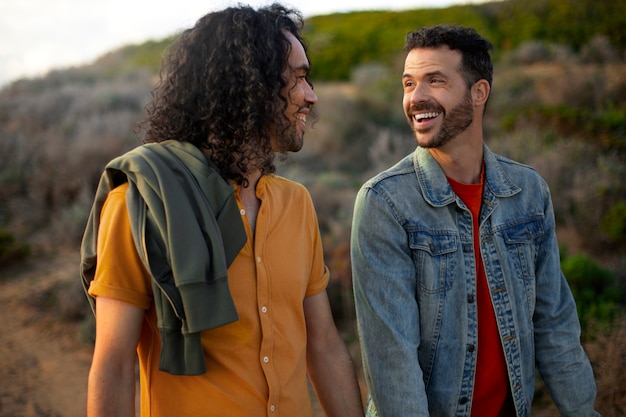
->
xmin=351 ymin=25 xmax=599 ymax=417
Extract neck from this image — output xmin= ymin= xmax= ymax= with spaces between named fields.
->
xmin=244 ymin=169 xmax=262 ymax=190
xmin=429 ymin=132 xmax=484 ymax=184
xmin=238 ymin=170 xmax=262 ymax=236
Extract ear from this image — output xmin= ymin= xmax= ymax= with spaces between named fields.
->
xmin=471 ymin=79 xmax=490 ymax=106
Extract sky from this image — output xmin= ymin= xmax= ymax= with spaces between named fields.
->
xmin=0 ymin=0 xmax=486 ymax=87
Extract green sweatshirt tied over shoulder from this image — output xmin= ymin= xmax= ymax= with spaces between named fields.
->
xmin=80 ymin=140 xmax=247 ymax=375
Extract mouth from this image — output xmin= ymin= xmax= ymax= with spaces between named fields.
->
xmin=413 ymin=111 xmax=440 ymax=123
xmin=296 ymin=113 xmax=308 ymax=130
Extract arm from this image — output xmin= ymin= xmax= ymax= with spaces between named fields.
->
xmin=304 ymin=290 xmax=364 ymax=417
xmin=532 ymin=183 xmax=599 ymax=416
xmin=351 ymin=186 xmax=429 ymax=417
xmin=88 ymin=296 xmax=144 ymax=417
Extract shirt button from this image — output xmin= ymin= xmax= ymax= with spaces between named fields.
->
xmin=240 ymin=209 xmax=246 ymax=215
xmin=270 ymin=404 xmax=275 ymax=412
xmin=257 ymin=256 xmax=262 ymax=263
xmin=261 ymin=306 xmax=267 ymax=313
xmin=263 ymin=356 xmax=269 ymax=363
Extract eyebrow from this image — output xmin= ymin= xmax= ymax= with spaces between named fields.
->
xmin=291 ymin=63 xmax=311 ymax=74
xmin=403 ymin=70 xmax=447 ymax=79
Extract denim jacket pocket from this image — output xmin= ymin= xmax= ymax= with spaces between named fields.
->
xmin=408 ymin=228 xmax=458 ymax=294
xmin=500 ymin=216 xmax=544 ymax=281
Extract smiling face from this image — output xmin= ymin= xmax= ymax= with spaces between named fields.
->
xmin=402 ymin=46 xmax=478 ymax=150
xmin=272 ymin=31 xmax=318 ymax=153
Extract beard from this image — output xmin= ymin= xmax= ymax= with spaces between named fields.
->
xmin=272 ymin=125 xmax=303 ymax=153
xmin=272 ymin=109 xmax=309 ymax=153
xmin=409 ymin=90 xmax=474 ymax=149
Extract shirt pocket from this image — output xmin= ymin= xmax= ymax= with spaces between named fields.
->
xmin=408 ymin=229 xmax=458 ymax=294
xmin=500 ymin=217 xmax=544 ymax=281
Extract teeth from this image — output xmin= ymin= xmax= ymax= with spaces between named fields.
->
xmin=415 ymin=112 xmax=439 ymax=122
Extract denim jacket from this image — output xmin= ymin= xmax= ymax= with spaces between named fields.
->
xmin=351 ymin=145 xmax=599 ymax=417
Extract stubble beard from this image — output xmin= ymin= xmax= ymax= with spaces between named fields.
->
xmin=274 ymin=111 xmax=305 ymax=153
xmin=278 ymin=125 xmax=304 ymax=153
xmin=411 ymin=91 xmax=474 ymax=149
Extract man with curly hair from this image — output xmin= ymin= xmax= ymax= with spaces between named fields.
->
xmin=80 ymin=4 xmax=364 ymax=417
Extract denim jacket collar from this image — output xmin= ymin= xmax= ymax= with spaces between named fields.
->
xmin=414 ymin=145 xmax=521 ymax=208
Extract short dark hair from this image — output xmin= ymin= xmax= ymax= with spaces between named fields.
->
xmin=404 ymin=25 xmax=494 ymax=89
xmin=139 ymin=3 xmax=306 ymax=186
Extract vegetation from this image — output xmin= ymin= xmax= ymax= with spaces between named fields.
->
xmin=0 ymin=0 xmax=624 ymax=414
xmin=561 ymin=252 xmax=623 ymax=334
xmin=0 ymin=229 xmax=30 ymax=268
xmin=304 ymin=0 xmax=626 ymax=81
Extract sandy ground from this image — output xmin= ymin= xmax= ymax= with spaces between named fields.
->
xmin=0 ymin=250 xmax=92 ymax=417
xmin=0 ymin=250 xmax=355 ymax=417
xmin=0 ymin=248 xmax=578 ymax=417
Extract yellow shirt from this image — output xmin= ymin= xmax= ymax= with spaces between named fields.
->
xmin=89 ymin=175 xmax=330 ymax=416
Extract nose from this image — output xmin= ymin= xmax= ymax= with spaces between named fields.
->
xmin=305 ymin=82 xmax=318 ymax=107
xmin=408 ymin=82 xmax=430 ymax=104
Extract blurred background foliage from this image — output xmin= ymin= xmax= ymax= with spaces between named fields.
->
xmin=0 ymin=0 xmax=625 ymax=414
xmin=304 ymin=0 xmax=626 ymax=80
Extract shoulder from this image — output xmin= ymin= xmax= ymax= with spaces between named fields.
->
xmin=263 ymin=174 xmax=311 ymax=198
xmin=493 ymin=152 xmax=548 ymax=187
xmin=261 ymin=175 xmax=319 ymax=221
xmin=102 ymin=182 xmax=130 ymax=212
xmin=493 ymin=152 xmax=536 ymax=173
xmin=362 ymin=152 xmax=416 ymax=190
xmin=485 ymin=148 xmax=552 ymax=204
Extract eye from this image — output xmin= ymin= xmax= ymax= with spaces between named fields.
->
xmin=296 ymin=73 xmax=314 ymax=89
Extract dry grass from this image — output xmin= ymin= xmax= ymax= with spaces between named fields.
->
xmin=585 ymin=315 xmax=626 ymax=416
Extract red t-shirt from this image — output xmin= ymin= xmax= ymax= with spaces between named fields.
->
xmin=447 ymin=174 xmax=515 ymax=417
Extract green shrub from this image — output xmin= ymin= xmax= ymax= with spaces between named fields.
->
xmin=601 ymin=202 xmax=626 ymax=244
xmin=0 ymin=229 xmax=30 ymax=268
xmin=561 ymin=253 xmax=623 ymax=333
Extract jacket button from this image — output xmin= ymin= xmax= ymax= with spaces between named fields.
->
xmin=467 ymin=294 xmax=475 ymax=303
xmin=459 ymin=397 xmax=469 ymax=405
xmin=468 ymin=344 xmax=475 ymax=353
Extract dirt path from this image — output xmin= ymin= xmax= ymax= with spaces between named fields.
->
xmin=0 ymin=250 xmax=336 ymax=417
xmin=0 ymin=248 xmax=566 ymax=417
xmin=1 ymin=248 xmax=585 ymax=416
xmin=0 ymin=251 xmax=93 ymax=417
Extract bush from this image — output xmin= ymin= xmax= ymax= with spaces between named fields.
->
xmin=601 ymin=202 xmax=626 ymax=244
xmin=580 ymin=35 xmax=620 ymax=64
xmin=561 ymin=253 xmax=623 ymax=333
xmin=504 ymin=40 xmax=574 ymax=65
xmin=0 ymin=229 xmax=30 ymax=268
xmin=583 ymin=314 xmax=626 ymax=417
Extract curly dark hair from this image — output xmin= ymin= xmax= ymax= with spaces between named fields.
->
xmin=138 ymin=3 xmax=307 ymax=186
xmin=404 ymin=25 xmax=494 ymax=90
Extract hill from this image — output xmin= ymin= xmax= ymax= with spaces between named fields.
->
xmin=0 ymin=0 xmax=625 ymax=415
